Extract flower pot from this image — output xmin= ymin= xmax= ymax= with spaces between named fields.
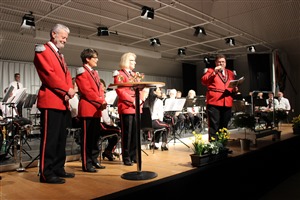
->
xmin=293 ymin=127 xmax=300 ymax=135
xmin=240 ymin=139 xmax=251 ymax=151
xmin=190 ymin=149 xmax=229 ymax=167
xmin=272 ymin=130 xmax=281 ymax=141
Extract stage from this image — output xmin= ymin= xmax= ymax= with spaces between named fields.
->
xmin=1 ymin=124 xmax=300 ymax=200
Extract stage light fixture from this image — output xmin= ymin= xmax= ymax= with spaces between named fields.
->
xmin=141 ymin=6 xmax=154 ymax=19
xmin=150 ymin=38 xmax=161 ymax=46
xmin=225 ymin=38 xmax=235 ymax=46
xmin=247 ymin=45 xmax=256 ymax=53
xmin=178 ymin=48 xmax=186 ymax=56
xmin=21 ymin=11 xmax=35 ymax=29
xmin=97 ymin=27 xmax=109 ymax=36
xmin=204 ymin=57 xmax=210 ymax=65
xmin=194 ymin=26 xmax=206 ymax=37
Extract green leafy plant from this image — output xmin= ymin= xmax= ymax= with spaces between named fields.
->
xmin=212 ymin=128 xmax=231 ymax=146
xmin=191 ymin=129 xmax=229 ymax=156
xmin=292 ymin=114 xmax=300 ymax=128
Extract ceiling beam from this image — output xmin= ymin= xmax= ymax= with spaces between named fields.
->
xmin=34 ymin=30 xmax=162 ymax=59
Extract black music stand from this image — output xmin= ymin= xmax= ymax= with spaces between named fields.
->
xmin=254 ymin=99 xmax=267 ymax=107
xmin=165 ymin=98 xmax=190 ymax=148
xmin=195 ymin=96 xmax=207 ymax=132
xmin=109 ymin=82 xmax=164 ymax=181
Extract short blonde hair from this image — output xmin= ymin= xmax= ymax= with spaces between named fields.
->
xmin=188 ymin=90 xmax=196 ymax=98
xmin=119 ymin=52 xmax=136 ymax=69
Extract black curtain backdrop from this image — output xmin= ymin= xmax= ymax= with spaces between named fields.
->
xmin=182 ymin=63 xmax=197 ymax=97
xmin=247 ymin=54 xmax=272 ymax=92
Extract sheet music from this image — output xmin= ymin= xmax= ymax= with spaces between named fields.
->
xmin=2 ymin=86 xmax=14 ymax=103
xmin=105 ymin=90 xmax=117 ymax=105
xmin=164 ymin=98 xmax=186 ymax=112
xmin=228 ymin=76 xmax=245 ymax=88
xmin=11 ymin=88 xmax=27 ymax=105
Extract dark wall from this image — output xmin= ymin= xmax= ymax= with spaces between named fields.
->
xmin=247 ymin=54 xmax=272 ymax=92
xmin=182 ymin=63 xmax=197 ymax=97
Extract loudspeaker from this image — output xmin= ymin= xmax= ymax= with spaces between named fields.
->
xmin=247 ymin=54 xmax=272 ymax=91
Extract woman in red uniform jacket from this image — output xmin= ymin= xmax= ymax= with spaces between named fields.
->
xmin=34 ymin=24 xmax=75 ymax=184
xmin=76 ymin=48 xmax=107 ymax=172
xmin=201 ymin=54 xmax=238 ymax=141
xmin=113 ymin=52 xmax=145 ymax=166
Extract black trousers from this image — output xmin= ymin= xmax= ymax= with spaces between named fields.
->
xmin=207 ymin=105 xmax=232 ymax=141
xmin=39 ymin=109 xmax=68 ymax=180
xmin=80 ymin=117 xmax=101 ymax=170
xmin=152 ymin=119 xmax=170 ymax=143
xmin=99 ymin=122 xmax=121 ymax=152
xmin=120 ymin=114 xmax=136 ymax=163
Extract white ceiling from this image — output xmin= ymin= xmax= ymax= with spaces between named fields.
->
xmin=1 ymin=0 xmax=300 ymax=73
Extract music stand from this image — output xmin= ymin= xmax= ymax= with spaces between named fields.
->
xmin=164 ymin=98 xmax=190 ymax=148
xmin=232 ymin=100 xmax=245 ymax=113
xmin=109 ymin=82 xmax=164 ymax=181
xmin=2 ymin=86 xmax=14 ymax=103
xmin=254 ymin=99 xmax=267 ymax=107
xmin=195 ymin=96 xmax=206 ymax=132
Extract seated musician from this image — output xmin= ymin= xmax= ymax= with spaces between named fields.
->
xmin=163 ymin=89 xmax=186 ymax=131
xmin=255 ymin=92 xmax=276 ymax=128
xmin=144 ymin=87 xmax=170 ymax=151
xmin=185 ymin=89 xmax=201 ymax=130
xmin=100 ymin=79 xmax=121 ymax=161
xmin=275 ymin=92 xmax=291 ymax=114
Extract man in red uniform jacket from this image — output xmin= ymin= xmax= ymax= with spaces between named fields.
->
xmin=201 ymin=54 xmax=238 ymax=141
xmin=34 ymin=24 xmax=75 ymax=184
xmin=76 ymin=48 xmax=107 ymax=172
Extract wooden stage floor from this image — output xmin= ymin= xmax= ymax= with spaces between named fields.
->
xmin=0 ymin=124 xmax=297 ymax=200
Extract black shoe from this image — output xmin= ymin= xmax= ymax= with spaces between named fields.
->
xmin=55 ymin=172 xmax=75 ymax=178
xmin=150 ymin=144 xmax=158 ymax=150
xmin=83 ymin=167 xmax=98 ymax=173
xmin=93 ymin=162 xmax=106 ymax=169
xmin=124 ymin=161 xmax=133 ymax=166
xmin=132 ymin=159 xmax=137 ymax=163
xmin=161 ymin=146 xmax=168 ymax=151
xmin=102 ymin=151 xmax=114 ymax=161
xmin=40 ymin=176 xmax=65 ymax=184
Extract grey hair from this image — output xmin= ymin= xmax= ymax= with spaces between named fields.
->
xmin=50 ymin=24 xmax=70 ymax=38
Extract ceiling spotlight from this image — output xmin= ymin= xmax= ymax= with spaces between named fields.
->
xmin=21 ymin=11 xmax=35 ymax=29
xmin=150 ymin=38 xmax=161 ymax=46
xmin=141 ymin=6 xmax=154 ymax=19
xmin=248 ymin=46 xmax=256 ymax=53
xmin=225 ymin=38 xmax=235 ymax=46
xmin=203 ymin=57 xmax=210 ymax=65
xmin=194 ymin=26 xmax=206 ymax=37
xmin=178 ymin=48 xmax=186 ymax=56
xmin=97 ymin=27 xmax=109 ymax=36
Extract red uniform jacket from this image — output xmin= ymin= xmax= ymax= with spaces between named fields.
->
xmin=113 ymin=69 xmax=143 ymax=114
xmin=76 ymin=65 xmax=106 ymax=118
xmin=34 ymin=42 xmax=72 ymax=110
xmin=201 ymin=68 xmax=235 ymax=107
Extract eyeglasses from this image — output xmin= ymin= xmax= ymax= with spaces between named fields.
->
xmin=91 ymin=56 xmax=98 ymax=59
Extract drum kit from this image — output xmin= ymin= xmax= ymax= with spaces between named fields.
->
xmin=0 ymin=116 xmax=33 ymax=171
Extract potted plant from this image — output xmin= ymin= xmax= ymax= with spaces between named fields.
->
xmin=190 ymin=129 xmax=230 ymax=167
xmin=291 ymin=114 xmax=300 ymax=134
xmin=233 ymin=113 xmax=256 ymax=151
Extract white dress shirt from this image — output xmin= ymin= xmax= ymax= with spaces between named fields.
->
xmin=151 ymin=98 xmax=164 ymax=121
xmin=276 ymin=97 xmax=291 ymax=111
xmin=9 ymin=81 xmax=23 ymax=96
